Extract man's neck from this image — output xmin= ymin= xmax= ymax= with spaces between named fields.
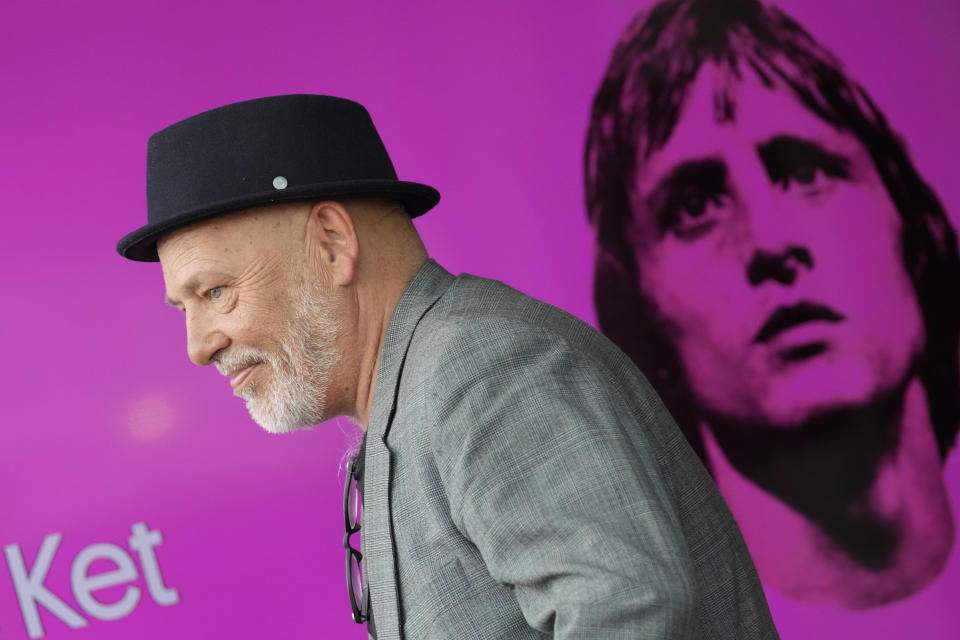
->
xmin=703 ymin=376 xmax=954 ymax=608
xmin=350 ymin=256 xmax=428 ymax=428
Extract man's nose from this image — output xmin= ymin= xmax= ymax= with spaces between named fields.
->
xmin=186 ymin=311 xmax=230 ymax=366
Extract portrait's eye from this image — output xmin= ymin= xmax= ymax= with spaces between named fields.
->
xmin=792 ymin=163 xmax=818 ymax=186
xmin=648 ymin=160 xmax=729 ymax=241
xmin=776 ymin=161 xmax=829 ymax=191
xmin=760 ymin=136 xmax=851 ymax=195
xmin=662 ymin=185 xmax=730 ymax=239
xmin=681 ymin=193 xmax=708 ymax=217
xmin=208 ymin=286 xmax=224 ymax=300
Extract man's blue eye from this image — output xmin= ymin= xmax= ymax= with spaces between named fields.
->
xmin=209 ymin=287 xmax=223 ymax=299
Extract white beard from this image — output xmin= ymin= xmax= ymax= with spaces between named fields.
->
xmin=218 ymin=279 xmax=342 ymax=433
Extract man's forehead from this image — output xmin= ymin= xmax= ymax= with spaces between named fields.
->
xmin=160 ymin=208 xmax=257 ymax=247
xmin=157 ymin=217 xmax=260 ymax=293
xmin=157 ymin=219 xmax=234 ymax=270
xmin=158 ymin=203 xmax=306 ymax=263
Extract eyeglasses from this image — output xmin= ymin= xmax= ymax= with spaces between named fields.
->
xmin=343 ymin=450 xmax=369 ymax=624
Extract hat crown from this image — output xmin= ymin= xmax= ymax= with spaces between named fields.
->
xmin=146 ymin=95 xmax=396 ymax=224
xmin=117 ymin=94 xmax=439 ymax=261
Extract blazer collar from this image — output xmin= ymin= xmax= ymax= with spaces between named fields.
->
xmin=362 ymin=258 xmax=454 ymax=639
xmin=367 ymin=258 xmax=455 ymax=442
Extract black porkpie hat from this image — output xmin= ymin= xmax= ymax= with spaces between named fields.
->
xmin=117 ymin=94 xmax=440 ymax=262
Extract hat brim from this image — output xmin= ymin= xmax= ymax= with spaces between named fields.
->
xmin=117 ymin=179 xmax=440 ymax=262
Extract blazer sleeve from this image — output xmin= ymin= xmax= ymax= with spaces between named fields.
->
xmin=428 ymin=320 xmax=699 ymax=639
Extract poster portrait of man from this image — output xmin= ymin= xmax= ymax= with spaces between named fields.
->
xmin=584 ymin=0 xmax=960 ymax=610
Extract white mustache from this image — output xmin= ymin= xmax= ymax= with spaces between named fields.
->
xmin=215 ymin=349 xmax=269 ymax=377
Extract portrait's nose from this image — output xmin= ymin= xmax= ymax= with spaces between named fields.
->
xmin=186 ymin=311 xmax=230 ymax=366
xmin=737 ymin=172 xmax=814 ymax=287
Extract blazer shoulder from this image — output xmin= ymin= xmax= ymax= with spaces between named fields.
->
xmin=403 ymin=272 xmax=654 ymax=418
xmin=412 ymin=273 xmax=601 ymax=348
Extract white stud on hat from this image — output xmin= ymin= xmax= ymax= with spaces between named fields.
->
xmin=272 ymin=176 xmax=288 ymax=190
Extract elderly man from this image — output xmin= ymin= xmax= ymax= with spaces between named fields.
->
xmin=584 ymin=0 xmax=960 ymax=610
xmin=118 ymin=94 xmax=778 ymax=639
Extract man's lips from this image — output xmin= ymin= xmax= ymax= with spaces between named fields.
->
xmin=753 ymin=301 xmax=844 ymax=344
xmin=229 ymin=365 xmax=257 ymax=392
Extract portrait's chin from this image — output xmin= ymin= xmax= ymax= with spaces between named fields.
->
xmin=691 ymin=342 xmax=913 ymax=430
xmin=754 ymin=352 xmax=906 ymax=429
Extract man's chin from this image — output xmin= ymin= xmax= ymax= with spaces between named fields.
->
xmin=245 ymin=400 xmax=319 ymax=434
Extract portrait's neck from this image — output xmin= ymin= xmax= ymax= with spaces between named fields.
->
xmin=703 ymin=376 xmax=954 ymax=608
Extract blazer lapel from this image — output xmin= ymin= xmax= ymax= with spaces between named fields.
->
xmin=363 ymin=259 xmax=455 ymax=639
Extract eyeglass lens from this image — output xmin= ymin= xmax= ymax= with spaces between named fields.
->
xmin=347 ymin=475 xmax=362 ymax=530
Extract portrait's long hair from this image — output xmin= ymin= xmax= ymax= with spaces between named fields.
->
xmin=584 ymin=0 xmax=960 ymax=463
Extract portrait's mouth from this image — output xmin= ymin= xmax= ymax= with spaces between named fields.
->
xmin=753 ymin=301 xmax=844 ymax=344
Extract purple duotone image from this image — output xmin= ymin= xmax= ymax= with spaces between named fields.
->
xmin=585 ymin=0 xmax=960 ymax=610
xmin=1 ymin=0 xmax=958 ymax=638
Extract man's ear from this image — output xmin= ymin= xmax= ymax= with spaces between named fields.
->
xmin=305 ymin=200 xmax=359 ymax=286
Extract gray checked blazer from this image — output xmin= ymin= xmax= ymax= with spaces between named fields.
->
xmin=361 ymin=259 xmax=779 ymax=639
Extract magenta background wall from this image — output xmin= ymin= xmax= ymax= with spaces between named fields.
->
xmin=1 ymin=1 xmax=957 ymax=638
